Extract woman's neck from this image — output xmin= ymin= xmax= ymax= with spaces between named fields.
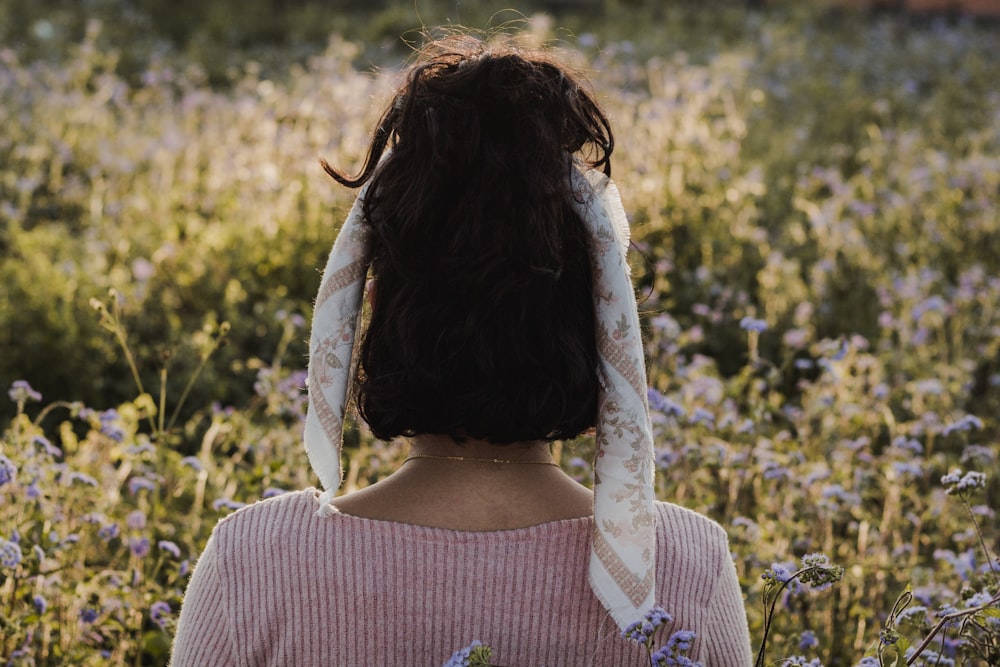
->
xmin=406 ymin=434 xmax=556 ymax=465
xmin=330 ymin=434 xmax=593 ymax=530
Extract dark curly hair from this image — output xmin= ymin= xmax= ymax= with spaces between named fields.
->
xmin=321 ymin=34 xmax=615 ymax=444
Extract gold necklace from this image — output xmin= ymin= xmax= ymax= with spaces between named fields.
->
xmin=402 ymin=454 xmax=560 ymax=467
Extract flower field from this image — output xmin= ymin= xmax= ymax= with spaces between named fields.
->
xmin=1 ymin=5 xmax=998 ymax=666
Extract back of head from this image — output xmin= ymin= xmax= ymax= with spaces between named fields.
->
xmin=323 ymin=34 xmax=615 ymax=444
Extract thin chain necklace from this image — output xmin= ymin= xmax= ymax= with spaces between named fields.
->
xmin=402 ymin=454 xmax=560 ymax=467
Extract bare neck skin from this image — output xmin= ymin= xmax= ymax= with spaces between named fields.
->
xmin=330 ymin=434 xmax=594 ymax=531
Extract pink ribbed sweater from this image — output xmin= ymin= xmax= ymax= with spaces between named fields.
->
xmin=171 ymin=489 xmax=752 ymax=666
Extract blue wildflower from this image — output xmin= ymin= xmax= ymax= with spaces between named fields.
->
xmin=0 ymin=455 xmax=16 ymax=486
xmin=649 ymin=629 xmax=703 ymax=667
xmin=689 ymin=407 xmax=715 ymax=429
xmin=33 ymin=594 xmax=47 ymax=614
xmin=904 ymin=647 xmax=954 ymax=667
xmin=799 ymin=630 xmax=818 ymax=650
xmin=125 ymin=440 xmax=155 ymax=455
xmin=212 ymin=498 xmax=247 ymax=511
xmin=98 ymin=409 xmax=125 ymax=442
xmin=129 ymin=536 xmax=150 ymax=558
xmin=0 ymin=538 xmax=22 ymax=567
xmin=127 ymin=477 xmax=156 ymax=495
xmin=739 ymin=316 xmax=768 ymax=333
xmin=896 ymin=605 xmax=928 ymax=622
xmin=782 ymin=657 xmax=823 ymax=667
xmin=441 ymin=640 xmax=491 ymax=667
xmin=892 ymin=461 xmax=923 ymax=477
xmin=648 ymin=387 xmax=669 ymax=413
xmin=79 ymin=608 xmax=99 ymax=624
xmin=762 ymin=461 xmax=789 ymax=481
xmin=68 ymin=471 xmax=98 ymax=487
xmin=150 ymin=600 xmax=172 ymax=628
xmin=941 ymin=469 xmax=986 ymax=495
xmin=799 ymin=553 xmax=843 ymax=589
xmin=98 ymin=523 xmax=120 ymax=542
xmin=648 ymin=388 xmax=686 ymax=419
xmin=31 ymin=434 xmax=61 ymax=457
xmin=965 ymin=590 xmax=996 ymax=608
xmin=622 ymin=606 xmax=673 ymax=643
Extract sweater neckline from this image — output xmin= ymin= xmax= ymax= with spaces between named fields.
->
xmin=312 ymin=490 xmax=594 ymax=538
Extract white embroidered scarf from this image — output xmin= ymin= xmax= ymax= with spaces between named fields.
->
xmin=304 ymin=166 xmax=656 ymax=630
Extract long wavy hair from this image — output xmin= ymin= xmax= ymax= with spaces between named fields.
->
xmin=321 ymin=34 xmax=615 ymax=444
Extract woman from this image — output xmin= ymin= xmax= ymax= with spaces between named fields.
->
xmin=171 ymin=34 xmax=753 ymax=666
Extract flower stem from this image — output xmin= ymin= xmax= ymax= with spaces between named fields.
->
xmin=905 ymin=592 xmax=1000 ymax=666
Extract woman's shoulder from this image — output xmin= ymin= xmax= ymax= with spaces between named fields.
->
xmin=210 ymin=488 xmax=323 ymax=544
xmin=651 ymin=500 xmax=732 ymax=566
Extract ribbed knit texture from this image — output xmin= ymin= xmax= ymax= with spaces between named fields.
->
xmin=171 ymin=490 xmax=753 ymax=667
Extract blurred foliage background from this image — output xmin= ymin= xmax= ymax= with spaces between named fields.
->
xmin=1 ymin=1 xmax=999 ymax=665
xmin=2 ymin=0 xmax=997 ymax=428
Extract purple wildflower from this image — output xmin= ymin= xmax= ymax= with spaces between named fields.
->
xmin=762 ymin=562 xmax=803 ymax=593
xmin=157 ymin=540 xmax=181 ymax=558
xmin=68 ymin=471 xmax=98 ymax=487
xmin=8 ymin=380 xmax=42 ymax=403
xmin=799 ymin=630 xmax=818 ymax=650
xmin=179 ymin=456 xmax=204 ymax=472
xmin=33 ymin=594 xmax=47 ymax=614
xmin=622 ymin=606 xmax=673 ymax=643
xmin=262 ymin=487 xmax=288 ymax=499
xmin=128 ymin=477 xmax=156 ymax=495
xmin=129 ymin=536 xmax=150 ymax=558
xmin=79 ymin=608 xmax=99 ymax=624
xmin=126 ymin=510 xmax=146 ymax=530
xmin=212 ymin=498 xmax=246 ymax=511
xmin=943 ymin=414 xmax=985 ymax=436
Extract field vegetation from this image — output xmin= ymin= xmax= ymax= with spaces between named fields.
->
xmin=0 ymin=1 xmax=998 ymax=665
